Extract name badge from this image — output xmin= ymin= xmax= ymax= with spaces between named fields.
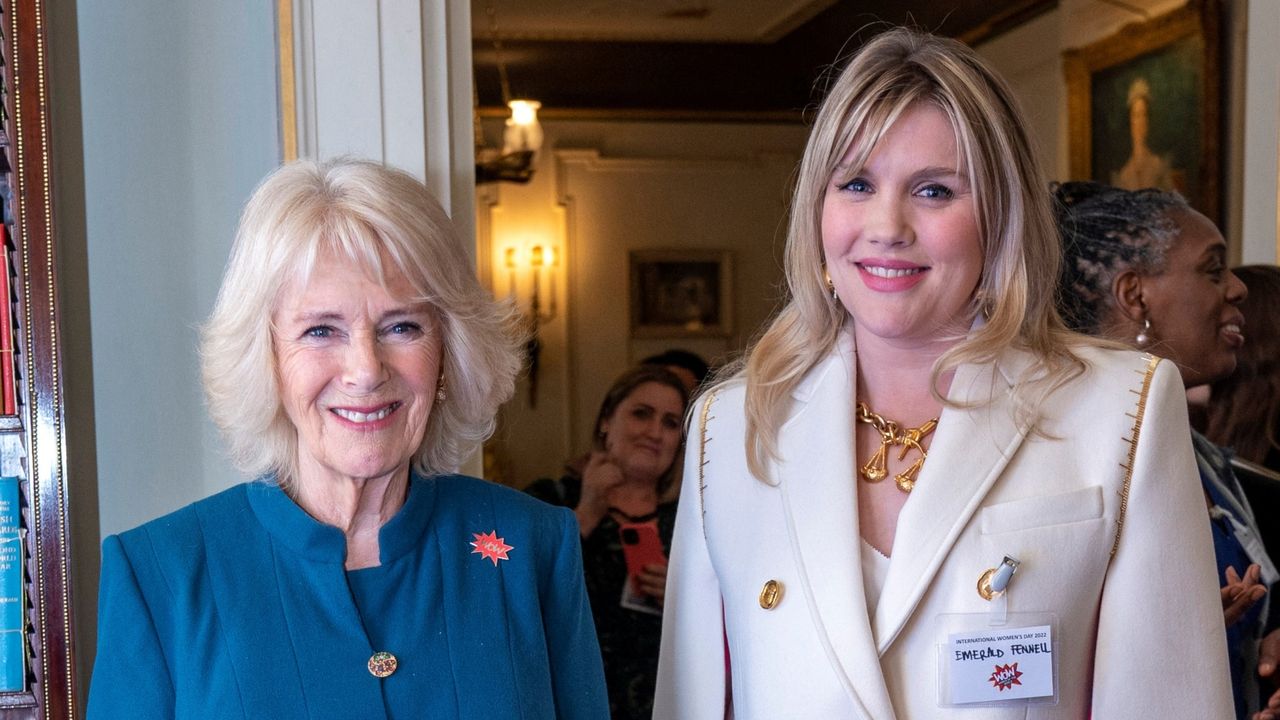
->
xmin=945 ymin=624 xmax=1054 ymax=704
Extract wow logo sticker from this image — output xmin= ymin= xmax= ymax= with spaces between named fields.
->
xmin=988 ymin=662 xmax=1024 ymax=691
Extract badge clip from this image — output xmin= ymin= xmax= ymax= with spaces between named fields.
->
xmin=977 ymin=556 xmax=1020 ymax=601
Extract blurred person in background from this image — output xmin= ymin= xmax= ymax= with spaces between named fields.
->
xmin=526 ymin=365 xmax=688 ymax=720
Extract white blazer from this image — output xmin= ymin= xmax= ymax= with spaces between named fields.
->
xmin=655 ymin=334 xmax=1232 ymax=719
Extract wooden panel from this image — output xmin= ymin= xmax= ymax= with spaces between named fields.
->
xmin=0 ymin=0 xmax=78 ymax=716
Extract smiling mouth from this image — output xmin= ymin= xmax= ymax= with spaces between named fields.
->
xmin=857 ymin=264 xmax=927 ymax=279
xmin=331 ymin=402 xmax=400 ymax=424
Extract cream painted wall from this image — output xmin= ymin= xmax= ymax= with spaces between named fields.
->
xmin=479 ymin=120 xmax=807 ymax=486
xmin=1242 ymin=0 xmax=1280 ymax=263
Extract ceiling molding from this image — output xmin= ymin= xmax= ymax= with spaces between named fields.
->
xmin=474 ymin=1 xmax=1064 ymax=116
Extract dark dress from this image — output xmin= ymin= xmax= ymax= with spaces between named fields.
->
xmin=1195 ymin=432 xmax=1277 ymax=719
xmin=526 ymin=475 xmax=676 ymax=720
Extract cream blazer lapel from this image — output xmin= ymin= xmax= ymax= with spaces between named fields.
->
xmin=775 ymin=334 xmax=897 ymax=720
xmin=871 ymin=352 xmax=1035 ymax=653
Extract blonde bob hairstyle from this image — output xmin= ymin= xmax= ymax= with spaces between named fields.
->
xmin=201 ymin=158 xmax=522 ymax=488
xmin=735 ymin=28 xmax=1091 ymax=480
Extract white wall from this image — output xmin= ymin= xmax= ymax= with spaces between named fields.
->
xmin=1242 ymin=0 xmax=1280 ymax=263
xmin=77 ymin=1 xmax=280 ymax=537
xmin=480 ymin=120 xmax=807 ymax=485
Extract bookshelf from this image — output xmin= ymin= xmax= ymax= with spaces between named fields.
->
xmin=0 ymin=0 xmax=80 ymax=718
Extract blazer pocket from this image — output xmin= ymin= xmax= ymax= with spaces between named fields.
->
xmin=980 ymin=485 xmax=1104 ymax=535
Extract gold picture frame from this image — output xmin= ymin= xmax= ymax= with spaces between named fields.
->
xmin=629 ymin=249 xmax=733 ymax=339
xmin=1063 ymin=0 xmax=1221 ymax=222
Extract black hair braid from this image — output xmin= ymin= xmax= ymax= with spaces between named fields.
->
xmin=1051 ymin=180 xmax=1187 ymax=335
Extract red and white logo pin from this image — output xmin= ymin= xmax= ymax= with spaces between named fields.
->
xmin=470 ymin=530 xmax=513 ymax=566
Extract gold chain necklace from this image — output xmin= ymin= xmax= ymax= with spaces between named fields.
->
xmin=855 ymin=402 xmax=939 ymax=493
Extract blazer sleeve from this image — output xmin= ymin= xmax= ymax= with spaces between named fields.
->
xmin=86 ymin=534 xmax=175 ymax=720
xmin=654 ymin=411 xmax=729 ymax=719
xmin=1091 ymin=359 xmax=1233 ymax=717
xmin=540 ymin=506 xmax=610 ymax=719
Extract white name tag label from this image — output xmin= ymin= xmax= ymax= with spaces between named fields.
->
xmin=946 ymin=624 xmax=1054 ymax=704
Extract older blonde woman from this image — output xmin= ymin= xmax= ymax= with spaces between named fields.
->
xmin=655 ymin=29 xmax=1231 ymax=718
xmin=87 ymin=159 xmax=608 ymax=719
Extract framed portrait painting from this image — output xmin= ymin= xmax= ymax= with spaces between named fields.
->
xmin=629 ymin=249 xmax=733 ymax=338
xmin=1063 ymin=0 xmax=1221 ymax=223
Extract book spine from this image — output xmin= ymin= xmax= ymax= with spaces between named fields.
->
xmin=0 ymin=477 xmax=23 ymax=690
xmin=0 ymin=225 xmax=13 ymax=415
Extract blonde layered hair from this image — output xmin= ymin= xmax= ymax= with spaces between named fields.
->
xmin=201 ymin=159 xmax=522 ymax=488
xmin=737 ymin=28 xmax=1089 ymax=480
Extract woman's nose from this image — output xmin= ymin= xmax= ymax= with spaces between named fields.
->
xmin=1226 ymin=269 xmax=1248 ymax=305
xmin=342 ymin=335 xmax=389 ymax=391
xmin=864 ymin=197 xmax=912 ymax=247
xmin=643 ymin=418 xmax=669 ymax=440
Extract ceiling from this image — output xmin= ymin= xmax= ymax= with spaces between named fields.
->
xmin=473 ymin=0 xmax=1059 ymax=117
xmin=471 ymin=0 xmax=840 ymax=43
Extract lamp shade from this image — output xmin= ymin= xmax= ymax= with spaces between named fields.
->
xmin=502 ymin=99 xmax=543 ymax=157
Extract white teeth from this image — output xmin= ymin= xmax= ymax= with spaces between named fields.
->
xmin=862 ymin=265 xmax=924 ymax=279
xmin=1223 ymin=324 xmax=1241 ymax=334
xmin=333 ymin=405 xmax=394 ymax=423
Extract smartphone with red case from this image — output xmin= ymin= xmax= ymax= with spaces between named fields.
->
xmin=619 ymin=522 xmax=666 ymax=583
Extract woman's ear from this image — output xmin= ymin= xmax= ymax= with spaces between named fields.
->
xmin=1111 ymin=270 xmax=1147 ymax=323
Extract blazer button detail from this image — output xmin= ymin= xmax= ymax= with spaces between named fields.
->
xmin=368 ymin=651 xmax=398 ymax=678
xmin=759 ymin=579 xmax=784 ymax=609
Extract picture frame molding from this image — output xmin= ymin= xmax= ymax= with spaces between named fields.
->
xmin=1062 ymin=0 xmax=1222 ymax=222
xmin=629 ymin=249 xmax=734 ymax=339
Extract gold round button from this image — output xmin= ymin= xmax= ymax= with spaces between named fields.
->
xmin=977 ymin=568 xmax=997 ymax=601
xmin=368 ymin=651 xmax=398 ymax=678
xmin=759 ymin=579 xmax=783 ymax=609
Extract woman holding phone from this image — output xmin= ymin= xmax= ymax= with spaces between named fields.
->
xmin=526 ymin=365 xmax=689 ymax=720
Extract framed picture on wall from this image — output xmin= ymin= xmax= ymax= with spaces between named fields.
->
xmin=629 ymin=249 xmax=733 ymax=338
xmin=1062 ymin=0 xmax=1221 ymax=223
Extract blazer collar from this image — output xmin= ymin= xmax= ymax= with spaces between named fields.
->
xmin=776 ymin=331 xmax=895 ymax=719
xmin=870 ymin=351 xmax=1033 ymax=652
xmin=248 ymin=472 xmax=438 ymax=565
xmin=775 ymin=333 xmax=1035 ymax=711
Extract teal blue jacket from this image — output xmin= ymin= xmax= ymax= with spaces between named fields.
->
xmin=87 ymin=474 xmax=608 ymax=719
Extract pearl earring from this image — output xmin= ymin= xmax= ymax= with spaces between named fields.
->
xmin=1135 ymin=318 xmax=1152 ymax=348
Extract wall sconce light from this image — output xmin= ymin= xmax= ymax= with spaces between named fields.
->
xmin=503 ymin=243 xmax=559 ymax=406
xmin=475 ymin=2 xmax=543 ymax=185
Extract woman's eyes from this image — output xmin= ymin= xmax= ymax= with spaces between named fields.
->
xmin=1202 ymin=263 xmax=1227 ymax=281
xmin=297 ymin=321 xmax=425 ymax=341
xmin=835 ymin=178 xmax=955 ymax=200
xmin=915 ymin=183 xmax=955 ymax=200
xmin=384 ymin=321 xmax=424 ymax=337
xmin=626 ymin=406 xmax=683 ymax=431
xmin=837 ymin=178 xmax=872 ymax=193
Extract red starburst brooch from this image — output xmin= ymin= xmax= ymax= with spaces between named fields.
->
xmin=470 ymin=530 xmax=513 ymax=566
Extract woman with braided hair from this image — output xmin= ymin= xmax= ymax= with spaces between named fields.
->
xmin=1055 ymin=180 xmax=1275 ymax=719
